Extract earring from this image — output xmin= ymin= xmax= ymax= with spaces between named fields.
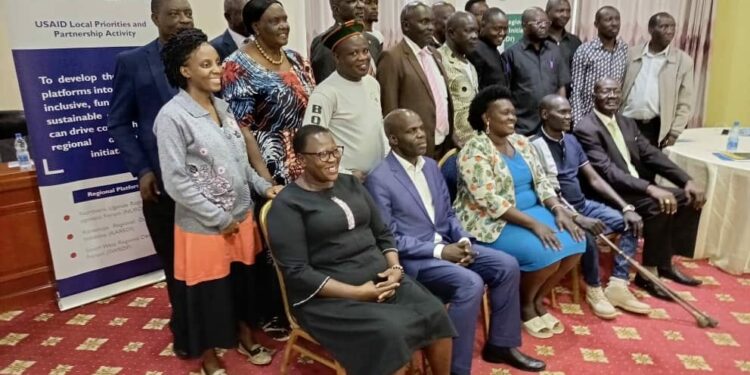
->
xmin=485 ymin=121 xmax=490 ymax=134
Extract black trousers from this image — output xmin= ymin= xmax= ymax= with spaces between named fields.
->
xmin=625 ymin=187 xmax=701 ymax=268
xmin=142 ymin=195 xmax=190 ymax=356
xmin=635 ymin=116 xmax=661 ymax=148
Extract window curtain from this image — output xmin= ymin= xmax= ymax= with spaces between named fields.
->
xmin=573 ymin=0 xmax=716 ymax=128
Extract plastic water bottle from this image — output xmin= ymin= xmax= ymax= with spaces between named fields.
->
xmin=14 ymin=133 xmax=32 ymax=171
xmin=726 ymin=121 xmax=740 ymax=152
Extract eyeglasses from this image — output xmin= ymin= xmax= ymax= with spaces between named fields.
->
xmin=526 ymin=20 xmax=551 ymax=28
xmin=299 ymin=146 xmax=344 ymax=162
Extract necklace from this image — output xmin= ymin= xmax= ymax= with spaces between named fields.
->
xmin=255 ymin=39 xmax=284 ymax=65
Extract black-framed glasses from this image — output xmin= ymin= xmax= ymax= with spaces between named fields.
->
xmin=299 ymin=146 xmax=344 ymax=162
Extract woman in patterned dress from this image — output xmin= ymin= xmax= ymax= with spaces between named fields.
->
xmin=222 ymin=0 xmax=315 ymax=185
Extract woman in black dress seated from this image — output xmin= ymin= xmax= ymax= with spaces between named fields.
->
xmin=267 ymin=125 xmax=455 ymax=375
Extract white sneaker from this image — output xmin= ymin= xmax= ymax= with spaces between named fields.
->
xmin=605 ymin=277 xmax=652 ymax=315
xmin=586 ymin=286 xmax=618 ymax=319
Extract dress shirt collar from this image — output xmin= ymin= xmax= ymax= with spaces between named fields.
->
xmin=593 ymin=108 xmax=617 ymax=127
xmin=540 ymin=126 xmax=565 ymax=143
xmin=521 ymin=37 xmax=549 ymax=52
xmin=405 ymin=36 xmax=429 ymax=56
xmin=643 ymin=42 xmax=670 ymax=57
xmin=591 ymin=36 xmax=627 ymax=51
xmin=393 ymin=151 xmax=425 ymax=174
xmin=227 ymin=28 xmax=248 ymax=49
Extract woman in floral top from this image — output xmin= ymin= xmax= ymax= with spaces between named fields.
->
xmin=453 ymin=85 xmax=586 ymax=340
xmin=222 ymin=0 xmax=315 ymax=185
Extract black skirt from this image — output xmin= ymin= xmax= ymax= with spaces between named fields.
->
xmin=170 ymin=262 xmax=254 ymax=358
xmin=295 ymin=276 xmax=456 ymax=375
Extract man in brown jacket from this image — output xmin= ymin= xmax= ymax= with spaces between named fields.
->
xmin=377 ymin=1 xmax=454 ymax=158
xmin=621 ymin=12 xmax=694 ymax=148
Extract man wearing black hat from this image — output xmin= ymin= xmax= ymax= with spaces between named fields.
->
xmin=310 ymin=0 xmax=382 ymax=83
xmin=303 ymin=21 xmax=388 ymax=182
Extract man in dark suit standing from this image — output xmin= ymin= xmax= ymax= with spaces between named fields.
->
xmin=365 ymin=109 xmax=545 ymax=374
xmin=574 ymin=78 xmax=706 ymax=299
xmin=377 ymin=2 xmax=453 ymax=159
xmin=467 ymin=7 xmax=509 ymax=90
xmin=310 ymin=0 xmax=382 ymax=83
xmin=210 ymin=0 xmax=250 ymax=61
xmin=107 ymin=0 xmax=193 ymax=356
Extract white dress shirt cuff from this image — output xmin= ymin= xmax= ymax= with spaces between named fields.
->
xmin=458 ymin=237 xmax=471 ymax=246
xmin=433 ymin=244 xmax=445 ymax=259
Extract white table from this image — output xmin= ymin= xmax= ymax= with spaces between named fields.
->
xmin=663 ymin=128 xmax=750 ymax=274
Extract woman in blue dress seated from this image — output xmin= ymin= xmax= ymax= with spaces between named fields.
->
xmin=267 ymin=126 xmax=455 ymax=375
xmin=453 ymin=85 xmax=586 ymax=339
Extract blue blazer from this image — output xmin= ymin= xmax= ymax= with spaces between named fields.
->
xmin=210 ymin=29 xmax=238 ymax=62
xmin=365 ymin=152 xmax=471 ymax=276
xmin=107 ymin=39 xmax=177 ymax=179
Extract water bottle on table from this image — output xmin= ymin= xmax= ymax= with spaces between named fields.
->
xmin=726 ymin=121 xmax=740 ymax=151
xmin=14 ymin=133 xmax=32 ymax=171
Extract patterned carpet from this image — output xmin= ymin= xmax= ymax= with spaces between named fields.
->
xmin=1 ymin=258 xmax=749 ymax=375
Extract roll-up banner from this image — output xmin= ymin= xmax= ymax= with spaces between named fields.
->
xmin=2 ymin=0 xmax=164 ymax=310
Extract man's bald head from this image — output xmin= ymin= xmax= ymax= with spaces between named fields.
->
xmin=384 ymin=109 xmax=427 ymax=159
xmin=540 ymin=94 xmax=567 ymax=112
xmin=539 ymin=94 xmax=572 ymax=132
xmin=593 ymin=77 xmax=623 ymax=116
xmin=521 ymin=7 xmax=545 ymax=24
xmin=384 ymin=109 xmax=419 ymax=136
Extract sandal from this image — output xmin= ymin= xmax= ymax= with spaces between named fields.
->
xmin=522 ymin=316 xmax=553 ymax=339
xmin=200 ymin=365 xmax=227 ymax=375
xmin=539 ymin=312 xmax=564 ymax=334
xmin=238 ymin=342 xmax=274 ymax=366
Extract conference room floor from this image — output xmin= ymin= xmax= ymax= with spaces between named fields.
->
xmin=1 ymin=258 xmax=749 ymax=375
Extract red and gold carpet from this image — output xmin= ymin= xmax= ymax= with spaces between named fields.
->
xmin=1 ymin=259 xmax=749 ymax=374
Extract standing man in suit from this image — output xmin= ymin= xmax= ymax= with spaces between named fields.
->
xmin=365 ymin=109 xmax=546 ymax=374
xmin=310 ymin=0 xmax=382 ymax=83
xmin=501 ymin=7 xmax=570 ymax=135
xmin=468 ymin=7 xmax=509 ymax=90
xmin=107 ymin=0 xmax=193 ymax=357
xmin=210 ymin=0 xmax=250 ymax=61
xmin=575 ymin=78 xmax=705 ymax=299
xmin=377 ymin=1 xmax=454 ymax=159
xmin=622 ymin=12 xmax=695 ymax=148
xmin=438 ymin=12 xmax=479 ymax=148
xmin=431 ymin=1 xmax=456 ymax=47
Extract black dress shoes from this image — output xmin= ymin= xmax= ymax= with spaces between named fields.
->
xmin=658 ymin=266 xmax=703 ymax=286
xmin=482 ymin=344 xmax=546 ymax=372
xmin=634 ymin=274 xmax=671 ymax=301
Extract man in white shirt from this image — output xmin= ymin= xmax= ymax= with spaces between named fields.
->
xmin=303 ymin=21 xmax=388 ymax=181
xmin=622 ymin=12 xmax=695 ymax=148
xmin=377 ymin=1 xmax=454 ymax=159
xmin=210 ymin=0 xmax=250 ymax=61
xmin=365 ymin=109 xmax=545 ymax=374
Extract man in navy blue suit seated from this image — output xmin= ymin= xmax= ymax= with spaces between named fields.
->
xmin=365 ymin=109 xmax=546 ymax=374
xmin=107 ymin=0 xmax=193 ymax=357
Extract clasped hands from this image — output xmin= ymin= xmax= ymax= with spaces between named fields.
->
xmin=359 ymin=267 xmax=403 ymax=303
xmin=442 ymin=240 xmax=476 ymax=267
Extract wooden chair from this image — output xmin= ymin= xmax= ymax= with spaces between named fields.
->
xmin=260 ymin=201 xmax=422 ymax=375
xmin=259 ymin=201 xmax=346 ymax=375
xmin=437 ymin=148 xmax=491 ymax=340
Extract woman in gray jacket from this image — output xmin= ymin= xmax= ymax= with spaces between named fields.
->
xmin=154 ymin=28 xmax=282 ymax=375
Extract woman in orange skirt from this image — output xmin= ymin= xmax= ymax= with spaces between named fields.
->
xmin=154 ymin=28 xmax=282 ymax=375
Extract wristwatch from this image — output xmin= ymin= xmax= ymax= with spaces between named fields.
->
xmin=622 ymin=204 xmax=636 ymax=213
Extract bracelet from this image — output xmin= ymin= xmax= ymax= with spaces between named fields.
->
xmin=622 ymin=204 xmax=636 ymax=213
xmin=549 ymin=204 xmax=564 ymax=213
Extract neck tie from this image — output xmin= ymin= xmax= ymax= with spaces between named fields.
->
xmin=605 ymin=119 xmax=640 ymax=178
xmin=418 ymin=48 xmax=449 ymax=142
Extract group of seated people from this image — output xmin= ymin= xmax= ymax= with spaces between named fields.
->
xmin=107 ymin=0 xmax=707 ymax=374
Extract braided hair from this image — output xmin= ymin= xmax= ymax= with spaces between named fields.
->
xmin=161 ymin=28 xmax=208 ymax=89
